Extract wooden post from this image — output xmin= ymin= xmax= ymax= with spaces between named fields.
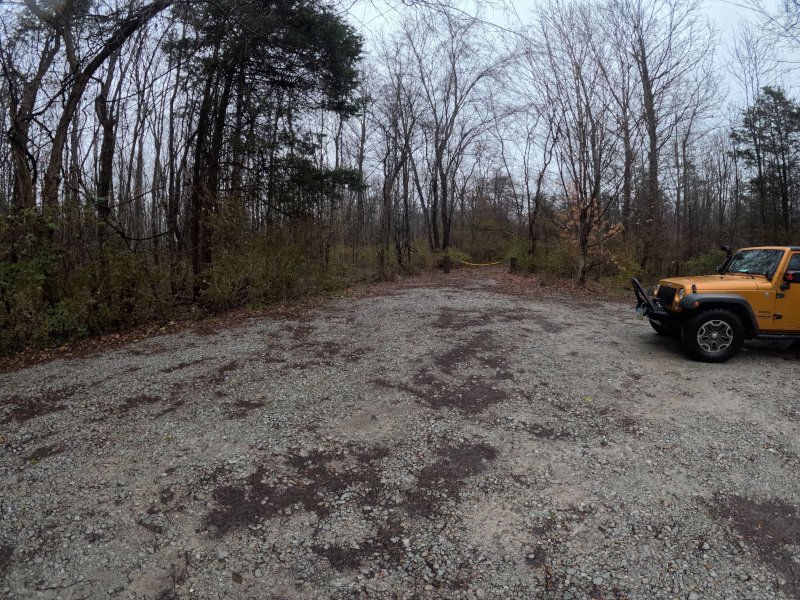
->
xmin=509 ymin=256 xmax=517 ymax=273
xmin=443 ymin=254 xmax=451 ymax=274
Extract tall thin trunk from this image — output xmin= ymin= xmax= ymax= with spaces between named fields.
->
xmin=636 ymin=34 xmax=660 ymax=270
xmin=95 ymin=52 xmax=121 ymax=236
xmin=189 ymin=71 xmax=216 ymax=298
xmin=39 ymin=0 xmax=174 ymax=209
xmin=5 ymin=32 xmax=60 ymax=218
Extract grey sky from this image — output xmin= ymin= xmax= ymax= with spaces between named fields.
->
xmin=346 ymin=0 xmax=798 ymax=102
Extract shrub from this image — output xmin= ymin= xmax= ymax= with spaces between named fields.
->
xmin=605 ymin=245 xmax=645 ymax=290
xmin=681 ymin=249 xmax=726 ymax=276
xmin=0 ymin=253 xmax=51 ymax=351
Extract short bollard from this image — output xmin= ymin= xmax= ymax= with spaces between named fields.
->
xmin=443 ymin=254 xmax=451 ymax=274
xmin=509 ymin=256 xmax=517 ymax=273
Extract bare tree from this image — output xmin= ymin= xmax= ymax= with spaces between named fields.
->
xmin=610 ymin=0 xmax=716 ymax=271
xmin=532 ymin=0 xmax=623 ymax=285
xmin=405 ymin=9 xmax=499 ymax=250
xmin=372 ymin=34 xmax=418 ymax=273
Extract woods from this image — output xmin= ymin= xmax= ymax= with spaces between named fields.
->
xmin=1 ymin=0 xmax=799 ymax=351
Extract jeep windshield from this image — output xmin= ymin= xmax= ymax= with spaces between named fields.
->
xmin=724 ymin=249 xmax=784 ymax=277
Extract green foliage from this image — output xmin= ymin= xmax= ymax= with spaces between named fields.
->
xmin=43 ymin=299 xmax=89 ymax=340
xmin=450 ymin=221 xmax=513 ymax=262
xmin=533 ymin=243 xmax=579 ymax=278
xmin=78 ymin=244 xmax=173 ymax=333
xmin=731 ymin=86 xmax=800 ymax=236
xmin=681 ymin=249 xmax=726 ymax=276
xmin=199 ymin=236 xmax=328 ymax=310
xmin=0 ymin=237 xmax=175 ymax=353
xmin=601 ymin=249 xmax=641 ymax=291
xmin=1 ymin=222 xmax=439 ymax=354
xmin=200 ymin=231 xmax=411 ymax=311
xmin=505 ymin=238 xmax=535 ymax=272
xmin=274 ymin=158 xmax=365 ymax=217
xmin=0 ymin=251 xmax=52 ymax=351
xmin=504 ymin=237 xmax=578 ymax=278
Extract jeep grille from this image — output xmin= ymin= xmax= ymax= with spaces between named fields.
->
xmin=656 ymin=285 xmax=677 ymax=308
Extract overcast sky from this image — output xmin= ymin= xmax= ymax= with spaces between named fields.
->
xmin=346 ymin=0 xmax=799 ymax=100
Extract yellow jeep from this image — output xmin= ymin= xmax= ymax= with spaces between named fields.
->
xmin=632 ymin=246 xmax=800 ymax=362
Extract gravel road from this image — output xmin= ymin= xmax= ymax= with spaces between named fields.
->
xmin=1 ymin=268 xmax=799 ymax=600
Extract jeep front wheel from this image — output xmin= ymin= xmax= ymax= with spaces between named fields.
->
xmin=681 ymin=309 xmax=744 ymax=363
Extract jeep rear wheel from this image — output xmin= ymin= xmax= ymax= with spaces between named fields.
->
xmin=681 ymin=309 xmax=744 ymax=363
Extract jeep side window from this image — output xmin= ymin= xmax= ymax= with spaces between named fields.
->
xmin=789 ymin=254 xmax=800 ymax=271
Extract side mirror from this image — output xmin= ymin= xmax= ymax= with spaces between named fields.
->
xmin=784 ymin=270 xmax=799 ymax=285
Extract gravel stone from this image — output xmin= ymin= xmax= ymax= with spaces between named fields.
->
xmin=1 ymin=268 xmax=799 ymax=599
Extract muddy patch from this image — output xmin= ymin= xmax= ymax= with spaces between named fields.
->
xmin=434 ymin=332 xmax=502 ymax=375
xmin=203 ymin=445 xmax=388 ymax=536
xmin=533 ymin=316 xmax=567 ymax=334
xmin=404 ymin=442 xmax=498 ymax=517
xmin=615 ymin=415 xmax=640 ymax=434
xmin=226 ymin=398 xmax=264 ymax=419
xmin=0 ymin=544 xmax=13 ymax=574
xmin=152 ymin=384 xmax=186 ymax=418
xmin=154 ymin=399 xmax=185 ymax=418
xmin=26 ymin=443 xmax=65 ymax=463
xmin=433 ymin=331 xmax=515 ymax=381
xmin=434 ymin=307 xmax=488 ymax=330
xmin=374 ymin=373 xmax=508 ymax=414
xmin=263 ymin=352 xmax=287 ymax=364
xmin=488 ymin=308 xmax=567 ymax=334
xmin=293 ymin=340 xmax=370 ymax=367
xmin=161 ymin=358 xmax=206 ymax=373
xmin=210 ymin=361 xmax=239 ymax=384
xmin=710 ymin=495 xmax=800 ymax=597
xmin=283 ymin=323 xmax=314 ymax=342
xmin=0 ymin=386 xmax=76 ymax=423
xmin=312 ymin=519 xmax=407 ymax=571
xmin=118 ymin=394 xmax=162 ymax=414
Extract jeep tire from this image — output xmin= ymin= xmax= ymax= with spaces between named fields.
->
xmin=681 ymin=309 xmax=744 ymax=363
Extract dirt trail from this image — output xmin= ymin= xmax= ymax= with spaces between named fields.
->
xmin=1 ymin=268 xmax=799 ymax=599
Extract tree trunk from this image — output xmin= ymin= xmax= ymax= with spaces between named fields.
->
xmin=636 ymin=34 xmax=660 ymax=270
xmin=5 ymin=32 xmax=60 ymax=215
xmin=95 ymin=53 xmax=120 ymax=237
xmin=189 ymin=71 xmax=216 ymax=298
xmin=39 ymin=0 xmax=174 ymax=209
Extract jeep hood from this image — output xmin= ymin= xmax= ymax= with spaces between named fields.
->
xmin=658 ymin=274 xmax=767 ymax=291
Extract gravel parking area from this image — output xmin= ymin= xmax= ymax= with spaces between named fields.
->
xmin=1 ymin=268 xmax=799 ymax=600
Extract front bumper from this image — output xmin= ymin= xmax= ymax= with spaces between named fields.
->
xmin=631 ymin=278 xmax=680 ymax=327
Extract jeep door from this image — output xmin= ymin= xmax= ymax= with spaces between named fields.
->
xmin=778 ymin=253 xmax=800 ymax=330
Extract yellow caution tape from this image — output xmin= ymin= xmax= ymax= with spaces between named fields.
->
xmin=452 ymin=257 xmax=509 ymax=267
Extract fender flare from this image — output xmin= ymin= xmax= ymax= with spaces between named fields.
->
xmin=678 ymin=294 xmax=760 ymax=336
